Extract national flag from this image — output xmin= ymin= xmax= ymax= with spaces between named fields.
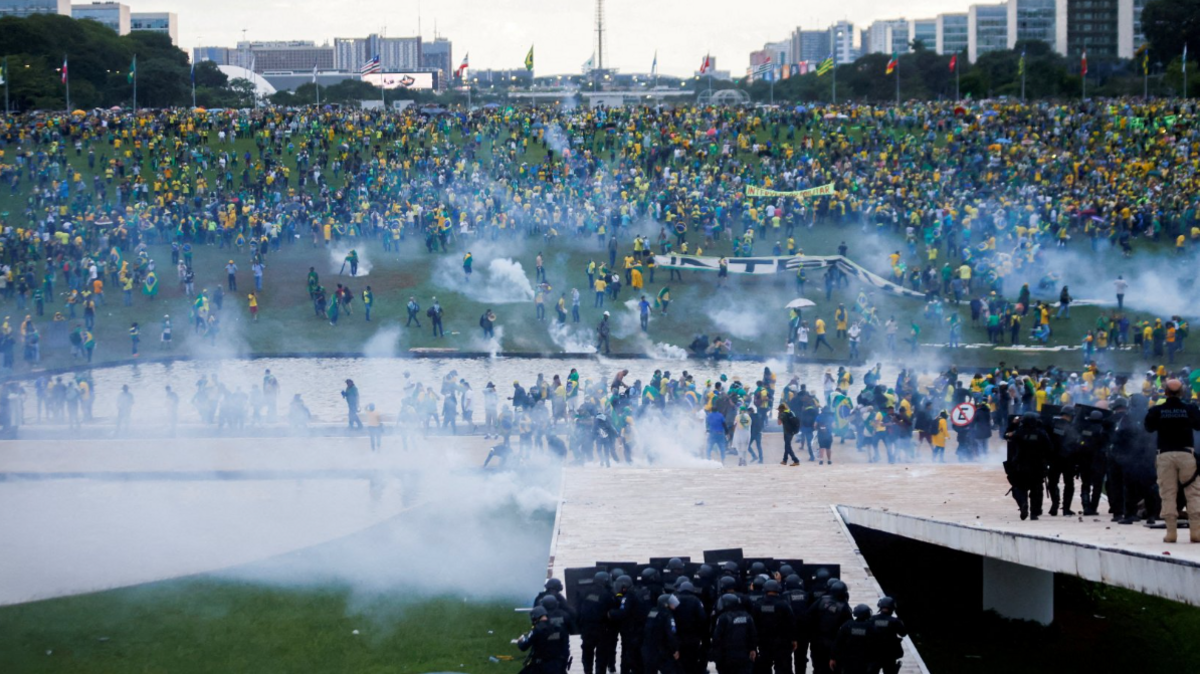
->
xmin=816 ymin=53 xmax=834 ymax=77
xmin=948 ymin=54 xmax=957 ymax=72
xmin=61 ymin=57 xmax=67 ymax=84
xmin=583 ymin=52 xmax=595 ymax=74
xmin=456 ymin=52 xmax=469 ymax=77
xmin=1140 ymin=45 xmax=1149 ymax=75
xmin=1080 ymin=49 xmax=1087 ymax=76
xmin=752 ymin=57 xmax=772 ymax=77
xmin=651 ymin=50 xmax=658 ymax=77
xmin=832 ymin=393 xmax=853 ymax=429
xmin=1018 ymin=50 xmax=1025 ymax=77
xmin=885 ymin=51 xmax=898 ymax=75
xmin=524 ymin=45 xmax=534 ymax=71
xmin=700 ymin=54 xmax=711 ymax=74
xmin=1185 ymin=44 xmax=1189 ymax=75
xmin=127 ymin=55 xmax=136 ymax=84
xmin=360 ymin=55 xmax=382 ymax=76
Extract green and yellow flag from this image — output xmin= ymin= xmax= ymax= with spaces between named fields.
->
xmin=1018 ymin=50 xmax=1025 ymax=76
xmin=524 ymin=45 xmax=534 ymax=71
xmin=127 ymin=55 xmax=136 ymax=84
xmin=816 ymin=53 xmax=833 ymax=77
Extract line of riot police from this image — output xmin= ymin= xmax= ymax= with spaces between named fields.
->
xmin=1004 ymin=395 xmax=1160 ymax=523
xmin=524 ymin=558 xmax=907 ymax=674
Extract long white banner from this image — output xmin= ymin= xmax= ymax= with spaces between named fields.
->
xmin=652 ymin=254 xmax=924 ymax=299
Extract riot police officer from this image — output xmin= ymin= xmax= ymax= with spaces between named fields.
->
xmin=1114 ymin=395 xmax=1160 ymax=525
xmin=517 ymin=606 xmax=570 ymax=674
xmin=1004 ymin=412 xmax=1051 ymax=520
xmin=869 ymin=597 xmax=907 ymax=674
xmin=673 ymin=582 xmax=708 ymax=674
xmin=829 ymin=604 xmax=873 ymax=674
xmin=608 ymin=575 xmax=643 ymax=674
xmin=782 ymin=575 xmax=812 ymax=674
xmin=642 ymin=594 xmax=681 ymax=674
xmin=1076 ymin=409 xmax=1111 ymax=516
xmin=751 ymin=579 xmax=796 ymax=674
xmin=711 ymin=594 xmax=758 ymax=674
xmin=810 ymin=580 xmax=851 ymax=674
xmin=578 ymin=571 xmax=617 ymax=674
xmin=541 ymin=595 xmax=577 ymax=638
xmin=1046 ymin=407 xmax=1079 ymax=516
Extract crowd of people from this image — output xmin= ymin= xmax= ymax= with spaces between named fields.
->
xmin=520 ymin=559 xmax=906 ymax=674
xmin=0 ymin=99 xmax=1196 ymax=368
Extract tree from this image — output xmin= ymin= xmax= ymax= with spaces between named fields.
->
xmin=1142 ymin=0 xmax=1200 ymax=64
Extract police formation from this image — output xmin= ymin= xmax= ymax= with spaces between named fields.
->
xmin=519 ymin=556 xmax=907 ymax=674
xmin=1004 ymin=380 xmax=1200 ymax=544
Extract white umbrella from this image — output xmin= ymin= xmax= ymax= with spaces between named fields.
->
xmin=786 ymin=298 xmax=816 ymax=309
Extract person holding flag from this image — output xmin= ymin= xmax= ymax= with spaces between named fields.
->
xmin=142 ymin=271 xmax=158 ymax=300
xmin=651 ymin=50 xmax=658 ymax=86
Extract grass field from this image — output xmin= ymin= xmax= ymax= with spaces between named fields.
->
xmin=3 ymin=127 xmax=1186 ymax=374
xmin=0 ymin=579 xmax=529 ymax=674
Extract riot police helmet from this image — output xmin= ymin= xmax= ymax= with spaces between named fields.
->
xmin=764 ymin=579 xmax=782 ymax=593
xmin=852 ymin=603 xmax=872 ymax=619
xmin=545 ymin=578 xmax=563 ymax=592
xmin=530 ymin=606 xmax=548 ymax=621
xmin=784 ymin=574 xmax=803 ymax=590
xmin=877 ymin=596 xmax=896 ymax=611
xmin=718 ymin=593 xmax=741 ymax=612
xmin=540 ymin=595 xmax=559 ymax=611
xmin=667 ymin=557 xmax=685 ymax=571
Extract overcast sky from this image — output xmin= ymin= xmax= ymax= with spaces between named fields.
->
xmin=157 ymin=0 xmax=978 ymax=75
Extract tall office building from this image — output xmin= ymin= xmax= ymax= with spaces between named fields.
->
xmin=334 ymin=35 xmax=421 ymax=72
xmin=830 ymin=20 xmax=857 ymax=64
xmin=421 ymin=37 xmax=453 ymax=86
xmin=236 ymin=41 xmax=334 ymax=73
xmin=908 ymin=19 xmax=937 ymax=51
xmin=1055 ymin=0 xmax=1144 ymax=59
xmin=193 ymin=46 xmax=232 ymax=66
xmin=969 ymin=3 xmax=1009 ymax=62
xmin=130 ymin=11 xmax=177 ymax=45
xmin=71 ymin=2 xmax=129 ymax=34
xmin=937 ymin=13 xmax=970 ymax=55
xmin=1007 ymin=0 xmax=1059 ymax=51
xmin=866 ymin=19 xmax=909 ymax=54
xmin=791 ymin=28 xmax=831 ymax=65
xmin=0 ymin=0 xmax=69 ymax=17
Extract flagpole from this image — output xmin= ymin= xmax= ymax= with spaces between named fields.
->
xmin=955 ymin=57 xmax=960 ymax=100
xmin=895 ymin=57 xmax=900 ymax=105
xmin=4 ymin=57 xmax=9 ymax=116
xmin=132 ymin=55 xmax=137 ymax=114
xmin=832 ymin=49 xmax=837 ymax=104
xmin=191 ymin=65 xmax=196 ymax=109
xmin=1185 ymin=45 xmax=1189 ymax=98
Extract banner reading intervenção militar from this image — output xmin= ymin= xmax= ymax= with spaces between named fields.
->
xmin=745 ymin=183 xmax=835 ymax=199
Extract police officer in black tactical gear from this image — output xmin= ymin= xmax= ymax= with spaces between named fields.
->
xmin=1113 ymin=395 xmax=1160 ymax=525
xmin=541 ymin=595 xmax=578 ymax=639
xmin=711 ymin=594 xmax=758 ymax=674
xmin=829 ymin=604 xmax=873 ymax=674
xmin=535 ymin=578 xmax=576 ymax=626
xmin=869 ymin=597 xmax=908 ymax=674
xmin=642 ymin=593 xmax=681 ymax=674
xmin=1046 ymin=407 xmax=1080 ymax=516
xmin=609 ymin=575 xmax=643 ymax=674
xmin=1076 ymin=409 xmax=1111 ymax=516
xmin=518 ymin=605 xmax=570 ymax=674
xmin=578 ymin=571 xmax=617 ymax=674
xmin=673 ymin=582 xmax=707 ymax=674
xmin=1004 ymin=412 xmax=1051 ymax=520
xmin=663 ymin=557 xmax=687 ymax=589
xmin=752 ymin=579 xmax=797 ymax=674
xmin=810 ymin=580 xmax=851 ymax=674
xmin=642 ymin=567 xmax=665 ymax=601
xmin=782 ymin=574 xmax=812 ymax=674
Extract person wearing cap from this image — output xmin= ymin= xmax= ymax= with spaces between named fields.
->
xmin=1143 ymin=378 xmax=1200 ymax=542
xmin=225 ymin=260 xmax=238 ymax=291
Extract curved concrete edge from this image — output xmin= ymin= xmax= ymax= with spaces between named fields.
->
xmin=829 ymin=505 xmax=931 ymax=674
xmin=546 ymin=466 xmax=566 ymax=582
xmin=836 ymin=505 xmax=1200 ymax=608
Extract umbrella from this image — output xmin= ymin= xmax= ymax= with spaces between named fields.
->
xmin=71 ymin=109 xmax=86 ymax=116
xmin=786 ymin=298 xmax=816 ymax=309
xmin=794 ymin=105 xmax=807 ymax=113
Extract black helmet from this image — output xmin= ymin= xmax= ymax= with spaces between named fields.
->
xmin=610 ymin=567 xmax=626 ymax=579
xmin=657 ymin=594 xmax=674 ymax=610
xmin=752 ymin=575 xmax=768 ymax=590
xmin=641 ymin=568 xmax=659 ymax=581
xmin=815 ymin=568 xmax=831 ymax=582
xmin=721 ymin=561 xmax=739 ymax=574
xmin=717 ymin=593 xmax=741 ymax=612
xmin=764 ymin=579 xmax=782 ymax=593
xmin=784 ymin=574 xmax=803 ymax=590
xmin=674 ymin=576 xmax=689 ymax=590
xmin=1088 ymin=410 xmax=1104 ymax=421
xmin=540 ymin=595 xmax=559 ymax=611
xmin=750 ymin=561 xmax=767 ymax=575
xmin=678 ymin=581 xmax=696 ymax=594
xmin=530 ymin=606 xmax=548 ymax=621
xmin=877 ymin=596 xmax=896 ymax=611
xmin=1111 ymin=397 xmax=1129 ymax=411
xmin=697 ymin=564 xmax=714 ymax=579
xmin=1021 ymin=411 xmax=1040 ymax=423
xmin=852 ymin=603 xmax=871 ymax=619
xmin=614 ymin=575 xmax=634 ymax=593
xmin=594 ymin=571 xmax=611 ymax=586
xmin=829 ymin=580 xmax=848 ymax=601
xmin=667 ymin=557 xmax=685 ymax=571
xmin=718 ymin=576 xmax=737 ymax=592
xmin=545 ymin=578 xmax=563 ymax=592
xmin=779 ymin=564 xmax=795 ymax=577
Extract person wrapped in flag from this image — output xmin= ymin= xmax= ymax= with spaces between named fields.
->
xmin=654 ymin=286 xmax=670 ymax=315
xmin=142 ymin=271 xmax=158 ymax=300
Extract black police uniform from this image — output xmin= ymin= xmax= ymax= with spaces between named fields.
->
xmin=578 ymin=585 xmax=617 ymax=674
xmin=869 ymin=612 xmax=908 ymax=674
xmin=518 ymin=620 xmax=570 ymax=674
xmin=642 ymin=605 xmax=680 ymax=674
xmin=1076 ymin=413 xmax=1111 ymax=516
xmin=831 ymin=616 xmax=873 ymax=674
xmin=809 ymin=595 xmax=850 ymax=674
xmin=1004 ymin=416 xmax=1050 ymax=519
xmin=1047 ymin=413 xmax=1079 ymax=515
xmin=784 ymin=586 xmax=812 ymax=674
xmin=751 ymin=592 xmax=796 ymax=674
xmin=609 ymin=586 xmax=644 ymax=674
xmin=673 ymin=591 xmax=708 ymax=674
xmin=711 ymin=606 xmax=758 ymax=674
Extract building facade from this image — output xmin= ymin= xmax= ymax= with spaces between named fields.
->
xmin=866 ymin=19 xmax=909 ymax=54
xmin=235 ymin=41 xmax=334 ymax=73
xmin=908 ymin=19 xmax=938 ymax=51
xmin=1007 ymin=0 xmax=1060 ymax=51
xmin=71 ymin=2 xmax=129 ymax=34
xmin=421 ymin=37 xmax=452 ymax=86
xmin=937 ymin=13 xmax=970 ymax=55
xmin=0 ymin=0 xmax=69 ymax=17
xmin=130 ymin=11 xmax=177 ymax=45
xmin=334 ymin=35 xmax=421 ymax=72
xmin=830 ymin=20 xmax=857 ymax=64
xmin=969 ymin=3 xmax=1009 ymax=62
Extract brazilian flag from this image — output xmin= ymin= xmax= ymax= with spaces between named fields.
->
xmin=142 ymin=271 xmax=158 ymax=298
xmin=832 ymin=393 xmax=853 ymax=430
xmin=524 ymin=45 xmax=534 ymax=72
xmin=655 ymin=286 xmax=670 ymax=309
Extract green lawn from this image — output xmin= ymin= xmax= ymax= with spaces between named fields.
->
xmin=0 ymin=580 xmax=528 ymax=674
